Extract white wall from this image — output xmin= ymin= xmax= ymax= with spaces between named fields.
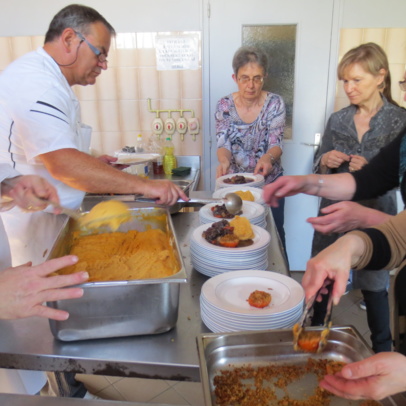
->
xmin=0 ymin=0 xmax=202 ymax=36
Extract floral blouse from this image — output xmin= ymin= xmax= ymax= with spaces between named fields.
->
xmin=215 ymin=92 xmax=286 ymax=184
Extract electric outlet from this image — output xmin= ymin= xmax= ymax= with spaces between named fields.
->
xmin=188 ymin=117 xmax=200 ymax=135
xmin=164 ymin=118 xmax=176 ymax=136
xmin=176 ymin=117 xmax=187 ymax=135
xmin=152 ymin=118 xmax=163 ymax=136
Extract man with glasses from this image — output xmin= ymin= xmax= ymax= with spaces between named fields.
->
xmin=0 ymin=3 xmax=186 ymax=401
xmin=0 ymin=3 xmax=187 ymax=234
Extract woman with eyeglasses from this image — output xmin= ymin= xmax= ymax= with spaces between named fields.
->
xmin=308 ymin=43 xmax=406 ymax=353
xmin=215 ymin=46 xmax=287 ymax=256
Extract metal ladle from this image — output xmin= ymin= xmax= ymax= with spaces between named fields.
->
xmin=136 ymin=192 xmax=243 ymax=214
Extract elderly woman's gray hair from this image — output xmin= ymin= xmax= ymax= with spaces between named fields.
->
xmin=232 ymin=46 xmax=268 ymax=76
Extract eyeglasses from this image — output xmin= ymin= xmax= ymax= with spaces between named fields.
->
xmin=75 ymin=31 xmax=108 ymax=64
xmin=399 ymin=80 xmax=406 ymax=91
xmin=238 ymin=75 xmax=264 ymax=85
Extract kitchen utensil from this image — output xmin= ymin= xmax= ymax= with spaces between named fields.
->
xmin=46 ymin=207 xmax=187 ymax=341
xmin=38 ymin=198 xmax=82 ymax=220
xmin=197 ymin=327 xmax=399 ymax=406
xmin=293 ymin=279 xmax=334 ymax=352
xmin=77 ymin=200 xmax=132 ymax=232
xmin=136 ymin=192 xmax=243 ymax=215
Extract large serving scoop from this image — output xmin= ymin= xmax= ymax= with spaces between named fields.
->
xmin=135 ymin=192 xmax=243 ymax=215
xmin=78 ymin=200 xmax=132 ymax=231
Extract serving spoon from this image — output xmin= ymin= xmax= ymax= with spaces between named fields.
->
xmin=136 ymin=192 xmax=243 ymax=215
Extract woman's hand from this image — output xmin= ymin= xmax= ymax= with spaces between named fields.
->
xmin=320 ymin=352 xmax=406 ymax=400
xmin=349 ymin=154 xmax=368 ymax=172
xmin=262 ymin=175 xmax=315 ymax=207
xmin=216 ymin=161 xmax=230 ymax=178
xmin=2 ymin=175 xmax=60 ymax=212
xmin=302 ymin=234 xmax=364 ymax=304
xmin=307 ymin=201 xmax=391 ymax=234
xmin=254 ymin=156 xmax=272 ymax=176
xmin=0 ymin=256 xmax=89 ymax=320
xmin=320 ymin=150 xmax=350 ymax=169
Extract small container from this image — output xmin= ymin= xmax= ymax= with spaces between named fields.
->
xmin=153 ymin=156 xmax=164 ymax=174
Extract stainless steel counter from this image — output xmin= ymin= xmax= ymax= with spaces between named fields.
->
xmin=0 ymin=157 xmax=290 ymax=385
xmin=0 ymin=212 xmax=207 ymax=382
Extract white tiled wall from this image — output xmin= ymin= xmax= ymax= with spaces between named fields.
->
xmin=0 ymin=31 xmax=203 ymax=159
xmin=335 ymin=28 xmax=406 ymax=111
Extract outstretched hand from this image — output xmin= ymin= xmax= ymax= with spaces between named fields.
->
xmin=320 ymin=352 xmax=406 ymax=400
xmin=0 ymin=256 xmax=89 ymax=320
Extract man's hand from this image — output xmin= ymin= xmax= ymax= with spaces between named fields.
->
xmin=0 ymin=256 xmax=89 ymax=320
xmin=98 ymin=154 xmax=129 ymax=170
xmin=320 ymin=352 xmax=406 ymax=400
xmin=142 ymin=179 xmax=189 ymax=206
xmin=2 ymin=175 xmax=60 ymax=211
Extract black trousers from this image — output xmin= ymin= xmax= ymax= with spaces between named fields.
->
xmin=312 ymin=289 xmax=392 ymax=353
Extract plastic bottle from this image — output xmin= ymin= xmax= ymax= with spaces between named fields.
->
xmin=136 ymin=134 xmax=144 ymax=153
xmin=163 ymin=137 xmax=177 ymax=175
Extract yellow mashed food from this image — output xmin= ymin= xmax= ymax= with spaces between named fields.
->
xmin=229 ymin=216 xmax=254 ymax=240
xmin=79 ymin=200 xmax=131 ymax=231
xmin=57 ymin=228 xmax=180 ymax=282
xmin=234 ymin=190 xmax=255 ymax=202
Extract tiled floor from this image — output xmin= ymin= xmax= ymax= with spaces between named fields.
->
xmin=75 ymin=271 xmax=372 ymax=405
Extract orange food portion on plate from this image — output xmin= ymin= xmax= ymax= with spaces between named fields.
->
xmin=247 ymin=290 xmax=272 ymax=308
xmin=234 ymin=190 xmax=255 ymax=202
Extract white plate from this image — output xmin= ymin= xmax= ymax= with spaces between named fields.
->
xmin=199 ymin=201 xmax=265 ymax=223
xmin=201 ymin=270 xmax=304 ymax=316
xmin=191 ymin=223 xmax=271 ymax=254
xmin=216 ymin=173 xmax=264 ymax=188
xmin=212 ymin=186 xmax=265 ymax=205
xmin=112 ymin=152 xmax=159 ymax=165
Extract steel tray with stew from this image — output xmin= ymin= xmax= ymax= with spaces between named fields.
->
xmin=46 ymin=207 xmax=187 ymax=341
xmin=197 ymin=327 xmax=403 ymax=406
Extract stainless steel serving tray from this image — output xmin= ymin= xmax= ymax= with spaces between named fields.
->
xmin=197 ymin=326 xmax=404 ymax=406
xmin=46 ymin=207 xmax=187 ymax=342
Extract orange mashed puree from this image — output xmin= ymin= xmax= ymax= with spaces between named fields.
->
xmin=58 ymin=228 xmax=180 ymax=282
xmin=234 ymin=190 xmax=255 ymax=202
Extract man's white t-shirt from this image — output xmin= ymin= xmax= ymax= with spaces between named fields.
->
xmin=0 ymin=47 xmax=91 ymax=209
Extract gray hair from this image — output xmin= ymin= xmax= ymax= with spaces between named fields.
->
xmin=44 ymin=4 xmax=116 ymax=43
xmin=232 ymin=46 xmax=268 ymax=76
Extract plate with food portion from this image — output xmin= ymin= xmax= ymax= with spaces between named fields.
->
xmin=200 ymin=270 xmax=304 ymax=332
xmin=215 ymin=173 xmax=264 ymax=189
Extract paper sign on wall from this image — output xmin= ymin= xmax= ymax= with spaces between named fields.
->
xmin=156 ymin=35 xmax=199 ymax=70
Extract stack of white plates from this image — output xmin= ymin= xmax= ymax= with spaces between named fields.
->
xmin=199 ymin=201 xmax=267 ymax=228
xmin=190 ymin=223 xmax=271 ymax=277
xmin=212 ymin=185 xmax=266 ymax=208
xmin=200 ymin=270 xmax=304 ymax=333
xmin=216 ymin=173 xmax=265 ymax=189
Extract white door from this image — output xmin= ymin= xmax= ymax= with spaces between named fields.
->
xmin=202 ymin=0 xmax=336 ymax=270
